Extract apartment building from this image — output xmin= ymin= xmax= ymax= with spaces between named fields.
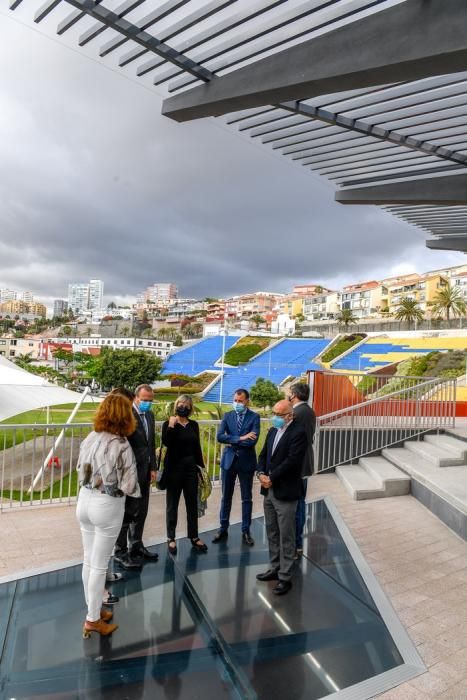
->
xmin=0 ymin=300 xmax=47 ymax=317
xmin=303 ymin=291 xmax=341 ymax=320
xmin=341 ymin=281 xmax=387 ymax=318
xmin=225 ymin=292 xmax=283 ymax=318
xmin=385 ymin=273 xmax=448 ymax=312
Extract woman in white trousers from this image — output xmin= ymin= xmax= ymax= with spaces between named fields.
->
xmin=76 ymin=393 xmax=140 ymax=638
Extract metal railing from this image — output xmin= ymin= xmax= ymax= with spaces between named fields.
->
xmin=314 ymin=371 xmax=441 ymax=416
xmin=314 ymin=376 xmax=457 ymax=472
xmin=0 ymin=420 xmax=232 ymax=511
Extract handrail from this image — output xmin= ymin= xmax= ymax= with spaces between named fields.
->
xmin=317 ymin=377 xmax=444 ymax=421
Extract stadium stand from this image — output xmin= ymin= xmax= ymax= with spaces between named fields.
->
xmin=162 ymin=336 xmax=238 ymax=375
xmin=203 ymin=338 xmax=330 ymax=402
xmin=332 ymin=336 xmax=467 ymax=372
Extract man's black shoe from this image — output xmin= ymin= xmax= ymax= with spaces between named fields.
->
xmin=242 ymin=532 xmax=255 ymax=547
xmin=256 ymin=569 xmax=279 ymax=582
xmin=136 ymin=547 xmax=159 ymax=562
xmin=212 ymin=531 xmax=228 ymax=544
xmin=272 ymin=581 xmax=292 ymax=596
xmin=115 ymin=553 xmax=143 ymax=570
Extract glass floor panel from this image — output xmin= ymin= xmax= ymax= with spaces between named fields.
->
xmin=0 ymin=498 xmax=423 ymax=700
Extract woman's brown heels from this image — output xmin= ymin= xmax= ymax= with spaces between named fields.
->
xmin=83 ymin=615 xmax=118 ymax=639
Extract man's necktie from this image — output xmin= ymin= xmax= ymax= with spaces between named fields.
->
xmin=237 ymin=412 xmax=244 ymax=434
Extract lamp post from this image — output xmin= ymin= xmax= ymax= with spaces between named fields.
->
xmin=219 ymin=320 xmax=227 ymax=406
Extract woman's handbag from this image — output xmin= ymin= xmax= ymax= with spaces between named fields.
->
xmin=155 ymin=445 xmax=168 ymax=491
xmin=197 ymin=465 xmax=212 ymax=517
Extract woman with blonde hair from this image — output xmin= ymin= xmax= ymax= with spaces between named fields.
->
xmin=162 ymin=395 xmax=207 ymax=555
xmin=76 ymin=393 xmax=140 ymax=638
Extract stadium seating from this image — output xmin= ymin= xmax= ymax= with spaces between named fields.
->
xmin=162 ymin=336 xmax=238 ymax=375
xmin=332 ymin=336 xmax=467 ymax=372
xmin=203 ymin=338 xmax=330 ymax=402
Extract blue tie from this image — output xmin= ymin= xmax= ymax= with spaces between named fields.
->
xmin=237 ymin=412 xmax=244 ymax=433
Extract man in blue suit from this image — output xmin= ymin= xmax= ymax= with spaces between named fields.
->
xmin=213 ymin=388 xmax=261 ymax=546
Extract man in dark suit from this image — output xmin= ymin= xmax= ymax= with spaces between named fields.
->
xmin=256 ymin=399 xmax=307 ymax=595
xmin=289 ymin=382 xmax=316 ymax=558
xmin=114 ymin=384 xmax=158 ymax=569
xmin=213 ymin=388 xmax=260 ymax=546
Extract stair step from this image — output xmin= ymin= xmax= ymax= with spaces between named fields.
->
xmin=336 ymin=464 xmax=385 ymax=501
xmin=443 ymin=427 xmax=467 ymax=444
xmin=359 ymin=456 xmax=410 ymax=496
xmin=382 ymin=447 xmax=428 ymax=477
xmin=425 ymin=434 xmax=467 ymax=458
xmin=404 ymin=440 xmax=466 ymax=467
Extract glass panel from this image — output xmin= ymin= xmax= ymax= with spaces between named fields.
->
xmin=0 ymin=554 xmax=238 ymax=700
xmin=177 ymin=505 xmax=403 ymax=699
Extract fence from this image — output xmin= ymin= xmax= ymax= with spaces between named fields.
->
xmin=314 ymin=376 xmax=457 ymax=472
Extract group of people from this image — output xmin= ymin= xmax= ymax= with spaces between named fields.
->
xmin=76 ymin=380 xmax=315 ymax=638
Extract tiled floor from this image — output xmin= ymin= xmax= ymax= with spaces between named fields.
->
xmin=3 ymin=474 xmax=467 ymax=698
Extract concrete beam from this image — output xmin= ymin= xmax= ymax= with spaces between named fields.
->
xmin=426 ymin=237 xmax=467 ymax=252
xmin=335 ymin=175 xmax=467 ymax=206
xmin=162 ymin=0 xmax=467 ymax=122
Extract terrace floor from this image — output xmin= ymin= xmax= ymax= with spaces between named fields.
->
xmin=2 ymin=476 xmax=467 ymax=698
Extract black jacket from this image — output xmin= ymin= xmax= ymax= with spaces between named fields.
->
xmin=292 ymin=402 xmax=316 ymax=477
xmin=257 ymin=420 xmax=307 ymax=501
xmin=128 ymin=407 xmax=156 ymax=486
xmin=161 ymin=419 xmax=205 ymax=472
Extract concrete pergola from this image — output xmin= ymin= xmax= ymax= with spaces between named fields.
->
xmin=11 ymin=0 xmax=467 ymax=251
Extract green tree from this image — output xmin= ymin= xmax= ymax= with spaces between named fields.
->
xmin=13 ymin=353 xmax=33 ymax=369
xmin=430 ymin=284 xmax=467 ymax=321
xmin=295 ymin=313 xmax=305 ymax=323
xmin=121 ymin=325 xmax=130 ymax=337
xmin=336 ymin=308 xmax=358 ymax=328
xmin=249 ymin=378 xmax=283 ymax=409
xmin=60 ymin=325 xmax=72 ymax=336
xmin=250 ymin=314 xmax=265 ymax=329
xmin=157 ymin=327 xmax=171 ymax=340
xmin=394 ymin=297 xmax=424 ymax=329
xmin=52 ymin=348 xmax=74 ymax=366
xmin=93 ymin=349 xmax=162 ymax=390
xmin=173 ymin=334 xmax=183 ymax=347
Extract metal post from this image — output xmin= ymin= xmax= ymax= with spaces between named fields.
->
xmin=29 ymin=386 xmax=91 ymax=493
xmin=218 ymin=323 xmax=227 ymax=407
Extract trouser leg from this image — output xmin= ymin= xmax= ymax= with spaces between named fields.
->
xmin=238 ymin=470 xmax=254 ymax=533
xmin=263 ymin=492 xmax=280 ymax=572
xmin=129 ymin=484 xmax=150 ymax=554
xmin=115 ymin=495 xmax=139 ymax=555
xmin=77 ymin=488 xmax=93 ymax=608
xmin=273 ymin=493 xmax=298 ymax=582
xmin=219 ymin=466 xmax=237 ymax=532
xmin=85 ymin=491 xmax=125 ymax=621
xmin=166 ymin=475 xmax=184 ymax=541
xmin=183 ymin=469 xmax=199 ymax=540
xmin=295 ymin=479 xmax=308 ymax=549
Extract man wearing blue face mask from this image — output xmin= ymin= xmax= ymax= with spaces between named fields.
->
xmin=114 ymin=384 xmax=158 ymax=569
xmin=213 ymin=389 xmax=260 ymax=546
xmin=256 ymin=399 xmax=307 ymax=595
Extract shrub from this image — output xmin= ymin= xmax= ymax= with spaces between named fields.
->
xmin=322 ymin=334 xmax=366 ymax=363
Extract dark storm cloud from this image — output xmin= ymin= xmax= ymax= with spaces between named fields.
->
xmin=0 ymin=10 xmax=463 ymax=305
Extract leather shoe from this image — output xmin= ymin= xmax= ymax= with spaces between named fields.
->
xmin=115 ymin=553 xmax=142 ymax=570
xmin=138 ymin=546 xmax=159 ymax=562
xmin=212 ymin=531 xmax=228 ymax=544
xmin=242 ymin=532 xmax=254 ymax=547
xmin=272 ymin=580 xmax=292 ymax=596
xmin=256 ymin=569 xmax=279 ymax=582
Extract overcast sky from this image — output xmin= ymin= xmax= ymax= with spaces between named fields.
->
xmin=1 ymin=5 xmax=464 ymax=309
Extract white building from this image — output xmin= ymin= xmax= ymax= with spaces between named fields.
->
xmin=303 ymin=291 xmax=341 ymax=320
xmin=68 ymin=283 xmax=90 ymax=313
xmin=53 ymin=299 xmax=68 ymax=317
xmin=271 ymin=314 xmax=296 ymax=336
xmin=0 ymin=289 xmax=18 ymax=303
xmin=48 ymin=336 xmax=173 ymax=358
xmin=89 ymin=279 xmax=104 ymax=310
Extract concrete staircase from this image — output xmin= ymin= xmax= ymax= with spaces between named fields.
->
xmin=336 ymin=429 xmax=467 ymax=501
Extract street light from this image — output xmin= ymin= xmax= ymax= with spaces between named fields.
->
xmin=219 ymin=320 xmax=227 ymax=406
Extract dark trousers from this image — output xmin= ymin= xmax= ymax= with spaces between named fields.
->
xmin=295 ymin=478 xmax=308 ymax=549
xmin=166 ymin=465 xmax=199 ymax=541
xmin=219 ymin=463 xmax=254 ymax=533
xmin=264 ymin=490 xmax=297 ymax=582
xmin=115 ymin=482 xmax=150 ymax=556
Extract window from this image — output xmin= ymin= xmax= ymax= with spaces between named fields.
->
xmin=138 ymin=341 xmax=142 ymax=345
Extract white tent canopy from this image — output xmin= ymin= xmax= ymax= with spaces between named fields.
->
xmin=0 ymin=355 xmax=91 ymax=422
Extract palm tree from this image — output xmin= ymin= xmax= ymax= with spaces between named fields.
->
xmin=157 ymin=327 xmax=170 ymax=340
xmin=336 ymin=308 xmax=358 ymax=328
xmin=394 ymin=297 xmax=424 ymax=329
xmin=430 ymin=284 xmax=467 ymax=321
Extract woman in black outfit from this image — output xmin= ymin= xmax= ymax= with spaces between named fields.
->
xmin=162 ymin=395 xmax=208 ymax=555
